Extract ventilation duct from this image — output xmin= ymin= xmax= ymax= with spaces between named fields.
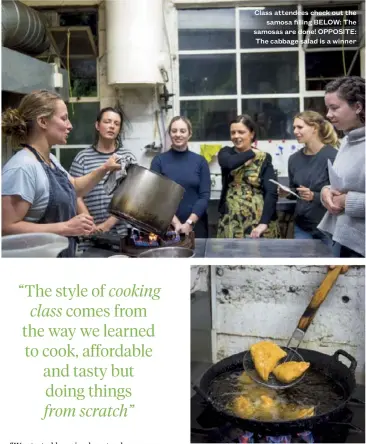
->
xmin=2 ymin=0 xmax=50 ymax=56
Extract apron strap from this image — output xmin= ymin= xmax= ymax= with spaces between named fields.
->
xmin=21 ymin=143 xmax=56 ymax=168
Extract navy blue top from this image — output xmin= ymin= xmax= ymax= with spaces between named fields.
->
xmin=150 ymin=148 xmax=211 ymax=222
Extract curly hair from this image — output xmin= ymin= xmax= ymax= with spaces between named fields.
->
xmin=295 ymin=111 xmax=340 ymax=148
xmin=2 ymin=90 xmax=62 ymax=147
xmin=325 ymin=76 xmax=365 ymax=124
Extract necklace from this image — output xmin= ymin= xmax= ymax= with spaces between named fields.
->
xmin=29 ymin=147 xmax=52 ymax=166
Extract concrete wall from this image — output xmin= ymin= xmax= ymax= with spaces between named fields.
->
xmin=192 ymin=265 xmax=365 ymax=383
xmin=191 ymin=266 xmax=212 ymax=362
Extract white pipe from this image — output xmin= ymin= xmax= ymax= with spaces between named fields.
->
xmin=106 ymin=0 xmax=164 ymax=85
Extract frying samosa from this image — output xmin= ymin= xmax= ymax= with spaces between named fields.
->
xmin=255 ymin=395 xmax=279 ymax=420
xmin=232 ymin=395 xmax=256 ymax=418
xmin=273 ymin=361 xmax=310 ymax=383
xmin=280 ymin=405 xmax=315 ymax=420
xmin=250 ymin=341 xmax=287 ymax=381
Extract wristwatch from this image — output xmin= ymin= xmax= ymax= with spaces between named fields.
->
xmin=186 ymin=219 xmax=195 ymax=227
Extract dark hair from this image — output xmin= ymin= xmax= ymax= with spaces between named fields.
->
xmin=94 ymin=107 xmax=124 ymax=148
xmin=230 ymin=114 xmax=257 ymax=142
xmin=168 ymin=116 xmax=193 ymax=135
xmin=325 ymin=76 xmax=365 ymax=124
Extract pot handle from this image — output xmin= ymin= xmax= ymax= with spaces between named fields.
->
xmin=191 ymin=383 xmax=213 ymax=405
xmin=333 ymin=349 xmax=357 ymax=374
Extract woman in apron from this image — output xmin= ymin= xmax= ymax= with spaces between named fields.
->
xmin=2 ymin=90 xmax=120 ymax=257
xmin=217 ymin=114 xmax=280 ymax=239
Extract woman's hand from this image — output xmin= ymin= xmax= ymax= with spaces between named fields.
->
xmin=180 ymin=222 xmax=193 ymax=235
xmin=63 ymin=214 xmax=95 ymax=236
xmin=250 ymin=223 xmax=268 ymax=238
xmin=102 ymin=154 xmax=121 ymax=172
xmin=171 ymin=216 xmax=183 ymax=234
xmin=321 ymin=187 xmax=343 ymax=215
xmin=332 ymin=192 xmax=346 ymax=210
xmin=297 ymin=186 xmax=314 ymax=201
xmin=94 ymin=221 xmax=111 ymax=233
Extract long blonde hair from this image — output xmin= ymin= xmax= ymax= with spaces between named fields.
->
xmin=294 ymin=111 xmax=340 ymax=148
xmin=2 ymin=89 xmax=62 ymax=147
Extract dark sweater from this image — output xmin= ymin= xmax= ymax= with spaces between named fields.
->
xmin=288 ymin=145 xmax=338 ymax=233
xmin=150 ymin=148 xmax=211 ymax=222
xmin=218 ymin=146 xmax=278 ymax=225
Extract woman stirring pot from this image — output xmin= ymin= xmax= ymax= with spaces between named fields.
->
xmin=2 ymin=90 xmax=120 ymax=257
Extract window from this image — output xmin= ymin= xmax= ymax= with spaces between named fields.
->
xmin=37 ymin=7 xmax=100 ymax=169
xmin=177 ymin=3 xmax=362 ymax=141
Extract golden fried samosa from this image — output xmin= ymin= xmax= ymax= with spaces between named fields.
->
xmin=273 ymin=361 xmax=310 ymax=383
xmin=238 ymin=371 xmax=255 ymax=385
xmin=281 ymin=405 xmax=315 ymax=420
xmin=232 ymin=395 xmax=256 ymax=418
xmin=250 ymin=341 xmax=287 ymax=381
xmin=254 ymin=395 xmax=279 ymax=421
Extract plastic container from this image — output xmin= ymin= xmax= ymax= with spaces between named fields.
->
xmin=2 ymin=233 xmax=69 ymax=258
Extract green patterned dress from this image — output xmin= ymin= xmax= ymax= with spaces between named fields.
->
xmin=217 ymin=151 xmax=280 ymax=238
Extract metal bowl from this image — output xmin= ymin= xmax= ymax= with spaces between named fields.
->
xmin=138 ymin=246 xmax=195 ymax=258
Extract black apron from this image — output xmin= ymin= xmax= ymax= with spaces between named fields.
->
xmin=23 ymin=144 xmax=77 ymax=257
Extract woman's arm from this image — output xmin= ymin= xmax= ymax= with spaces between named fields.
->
xmin=218 ymin=147 xmax=255 ymax=171
xmin=150 ymin=155 xmax=162 ymax=174
xmin=2 ymin=195 xmax=94 ymax=236
xmin=191 ymin=158 xmax=211 ymax=219
xmin=69 ymin=155 xmax=120 ymax=197
xmin=76 ymin=197 xmax=90 ymax=215
xmin=259 ymin=154 xmax=278 ymax=225
xmin=345 ymin=191 xmax=365 ymax=218
xmin=286 ymin=156 xmax=297 ymax=201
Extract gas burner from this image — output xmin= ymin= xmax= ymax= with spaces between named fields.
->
xmin=120 ymin=227 xmax=195 ymax=257
xmin=129 ymin=228 xmax=181 ymax=248
xmin=80 ymin=227 xmax=195 ymax=257
xmin=191 ymin=385 xmax=365 ymax=443
xmin=131 ymin=228 xmax=159 ymax=247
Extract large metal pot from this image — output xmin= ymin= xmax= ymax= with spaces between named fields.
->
xmin=109 ymin=165 xmax=184 ymax=235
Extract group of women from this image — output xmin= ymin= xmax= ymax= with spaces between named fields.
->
xmin=1 ymin=76 xmax=365 ymax=258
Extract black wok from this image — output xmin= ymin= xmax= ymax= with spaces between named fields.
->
xmin=193 ymin=348 xmax=357 ymax=434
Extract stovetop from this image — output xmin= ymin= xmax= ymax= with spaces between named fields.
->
xmin=191 ymin=385 xmax=365 ymax=443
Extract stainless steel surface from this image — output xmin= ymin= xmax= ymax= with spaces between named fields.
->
xmin=205 ymin=239 xmax=333 ymax=258
xmin=138 ymin=246 xmax=194 ymax=258
xmin=2 ymin=0 xmax=50 ymax=55
xmin=2 ymin=47 xmax=69 ymax=98
xmin=243 ymin=346 xmax=305 ymax=390
xmin=109 ymin=165 xmax=184 ymax=235
xmin=82 ymin=239 xmax=333 ymax=258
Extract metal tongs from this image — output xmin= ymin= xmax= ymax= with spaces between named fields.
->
xmin=243 ymin=266 xmax=344 ymax=389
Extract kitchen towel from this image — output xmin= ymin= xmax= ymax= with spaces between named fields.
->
xmin=200 ymin=144 xmax=222 ymax=163
xmin=103 ymin=154 xmax=137 ymax=195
